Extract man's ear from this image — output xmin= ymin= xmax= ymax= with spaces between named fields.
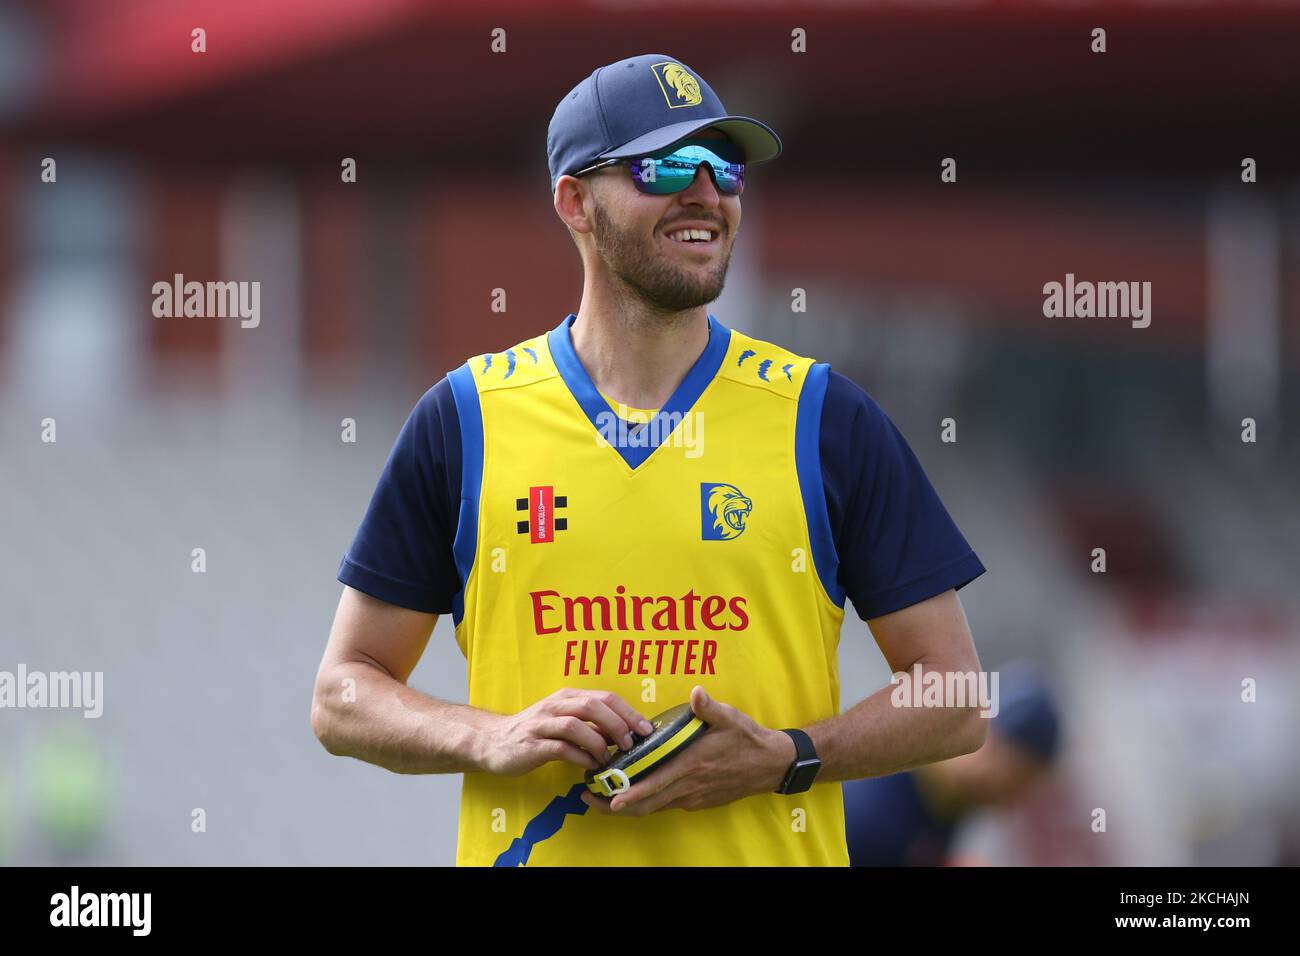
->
xmin=554 ymin=175 xmax=595 ymax=237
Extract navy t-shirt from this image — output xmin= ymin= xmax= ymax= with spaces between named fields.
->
xmin=842 ymin=772 xmax=959 ymax=866
xmin=338 ymin=368 xmax=986 ymax=620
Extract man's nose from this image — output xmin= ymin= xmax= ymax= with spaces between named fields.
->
xmin=678 ymin=164 xmax=723 ymax=203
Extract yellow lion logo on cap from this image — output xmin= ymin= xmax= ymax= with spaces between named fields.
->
xmin=653 ymin=62 xmax=703 ymax=108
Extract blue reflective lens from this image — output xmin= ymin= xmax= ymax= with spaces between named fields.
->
xmin=627 ymin=138 xmax=746 ymax=195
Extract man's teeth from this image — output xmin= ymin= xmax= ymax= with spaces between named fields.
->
xmin=668 ymin=229 xmax=715 ymax=242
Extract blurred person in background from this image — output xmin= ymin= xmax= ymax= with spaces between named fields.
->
xmin=843 ymin=663 xmax=1061 ymax=866
xmin=30 ymin=722 xmax=111 ymax=864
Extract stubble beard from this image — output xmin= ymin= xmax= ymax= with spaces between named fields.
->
xmin=591 ymin=199 xmax=731 ymax=315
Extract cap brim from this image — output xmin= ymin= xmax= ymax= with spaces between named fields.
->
xmin=599 ymin=116 xmax=782 ymax=165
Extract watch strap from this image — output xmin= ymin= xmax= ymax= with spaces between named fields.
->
xmin=777 ymin=728 xmax=819 ymax=794
xmin=782 ymin=728 xmax=815 ymax=762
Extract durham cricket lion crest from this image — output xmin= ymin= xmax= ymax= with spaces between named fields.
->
xmin=653 ymin=62 xmax=703 ymax=108
xmin=701 ymin=482 xmax=752 ymax=540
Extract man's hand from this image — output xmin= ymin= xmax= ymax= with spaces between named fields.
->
xmin=580 ymin=686 xmax=795 ymax=816
xmin=479 ymin=688 xmax=656 ymax=777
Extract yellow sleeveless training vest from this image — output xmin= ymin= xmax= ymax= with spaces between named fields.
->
xmin=446 ymin=312 xmax=849 ymax=866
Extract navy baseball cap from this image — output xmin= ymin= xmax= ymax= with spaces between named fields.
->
xmin=547 ymin=53 xmax=783 ymax=192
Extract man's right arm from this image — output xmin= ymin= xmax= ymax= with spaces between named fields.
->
xmin=313 ymin=378 xmax=496 ymax=775
xmin=317 ymin=378 xmax=653 ymax=776
xmin=311 ymin=585 xmax=497 ymax=775
xmin=311 ymin=586 xmax=656 ymax=776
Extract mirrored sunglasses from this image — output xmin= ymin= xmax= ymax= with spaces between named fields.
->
xmin=574 ymin=138 xmax=746 ymax=195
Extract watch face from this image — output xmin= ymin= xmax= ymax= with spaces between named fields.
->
xmin=791 ymin=759 xmax=820 ymax=791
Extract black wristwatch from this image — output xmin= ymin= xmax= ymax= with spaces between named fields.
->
xmin=776 ymin=728 xmax=821 ymax=794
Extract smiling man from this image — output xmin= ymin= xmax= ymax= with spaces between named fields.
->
xmin=312 ymin=53 xmax=988 ymax=866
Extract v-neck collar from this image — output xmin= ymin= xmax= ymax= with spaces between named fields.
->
xmin=547 ymin=312 xmax=732 ymax=470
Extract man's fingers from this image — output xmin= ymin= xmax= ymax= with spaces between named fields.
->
xmin=544 ymin=738 xmax=601 ymax=771
xmin=596 ymin=692 xmax=655 ymax=737
xmin=560 ymin=696 xmax=638 ymax=750
xmin=538 ymin=715 xmax=611 ymax=765
xmin=562 ymin=690 xmax=654 ymax=740
xmin=580 ymin=791 xmax=613 ymax=813
xmin=613 ymin=775 xmax=691 ymax=816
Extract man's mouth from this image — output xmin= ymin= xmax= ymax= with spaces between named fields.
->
xmin=663 ymin=227 xmax=720 ymax=250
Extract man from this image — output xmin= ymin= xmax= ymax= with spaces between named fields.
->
xmin=843 ymin=664 xmax=1062 ymax=866
xmin=312 ymin=53 xmax=988 ymax=866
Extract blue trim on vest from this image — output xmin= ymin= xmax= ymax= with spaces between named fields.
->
xmin=447 ymin=362 xmax=485 ymax=627
xmin=493 ymin=782 xmax=590 ymax=867
xmin=547 ymin=313 xmax=732 ymax=470
xmin=796 ymin=363 xmax=845 ymax=607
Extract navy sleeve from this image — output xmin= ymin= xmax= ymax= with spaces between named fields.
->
xmin=820 ymin=370 xmax=986 ymax=620
xmin=337 ymin=376 xmax=463 ymax=614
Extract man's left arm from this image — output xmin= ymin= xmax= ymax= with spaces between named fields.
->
xmin=799 ymin=371 xmax=990 ymax=781
xmin=790 ymin=587 xmax=988 ymax=784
